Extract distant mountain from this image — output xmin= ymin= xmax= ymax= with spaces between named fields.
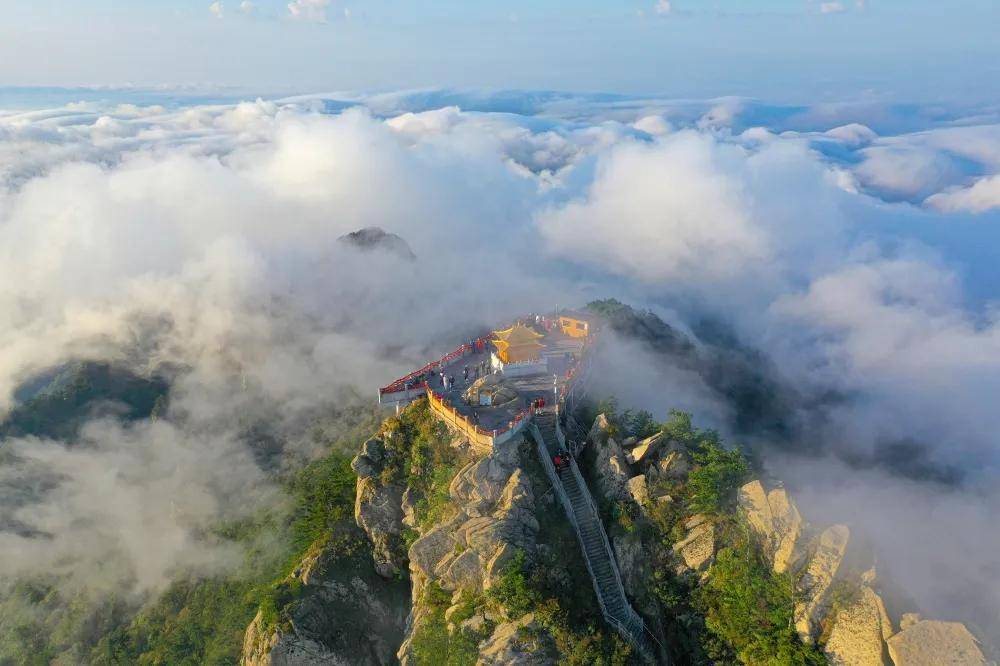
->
xmin=0 ymin=361 xmax=169 ymax=441
xmin=337 ymin=227 xmax=416 ymax=261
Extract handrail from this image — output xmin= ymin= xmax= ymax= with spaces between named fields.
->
xmin=379 ymin=337 xmax=490 ymax=396
xmin=567 ymin=457 xmax=646 ymax=634
xmin=531 ymin=420 xmax=655 ymax=663
xmin=530 ymin=423 xmax=611 ymax=619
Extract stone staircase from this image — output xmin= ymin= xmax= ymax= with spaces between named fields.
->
xmin=531 ymin=412 xmax=659 ymax=663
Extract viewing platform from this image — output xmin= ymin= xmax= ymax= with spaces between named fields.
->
xmin=377 ymin=313 xmax=592 ymax=449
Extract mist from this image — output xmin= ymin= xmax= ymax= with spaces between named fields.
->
xmin=1 ymin=92 xmax=1000 ymax=640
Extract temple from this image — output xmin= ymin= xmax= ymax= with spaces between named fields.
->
xmin=491 ymin=321 xmax=547 ymax=375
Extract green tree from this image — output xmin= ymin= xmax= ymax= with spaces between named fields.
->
xmin=698 ymin=543 xmax=825 ymax=666
xmin=688 ymin=442 xmax=749 ymax=515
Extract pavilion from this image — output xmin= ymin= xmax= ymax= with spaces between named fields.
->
xmin=491 ymin=322 xmax=548 ymax=376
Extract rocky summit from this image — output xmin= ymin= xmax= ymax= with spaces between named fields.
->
xmin=234 ymin=399 xmax=991 ymax=666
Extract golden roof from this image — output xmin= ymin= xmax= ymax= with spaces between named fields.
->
xmin=492 ymin=322 xmax=545 ymax=363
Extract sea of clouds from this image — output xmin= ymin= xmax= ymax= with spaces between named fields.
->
xmin=1 ymin=88 xmax=999 ymax=637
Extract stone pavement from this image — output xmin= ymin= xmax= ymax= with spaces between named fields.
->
xmin=429 ymin=326 xmax=585 ymax=433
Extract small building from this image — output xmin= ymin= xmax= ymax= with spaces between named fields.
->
xmin=558 ymin=310 xmax=597 ymax=338
xmin=491 ymin=322 xmax=548 ymax=376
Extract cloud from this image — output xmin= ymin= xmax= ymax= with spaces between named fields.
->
xmin=820 ymin=1 xmax=847 ymax=13
xmin=288 ymin=0 xmax=331 ymax=22
xmin=854 ymin=143 xmax=966 ymax=202
xmin=925 ymin=174 xmax=1000 ymax=213
xmin=240 ymin=0 xmax=255 ymax=13
xmin=0 ymin=418 xmax=273 ymax=592
xmin=654 ymin=0 xmax=672 ymax=15
xmin=3 ymin=91 xmax=1000 ymax=639
xmin=209 ymin=1 xmax=223 ymax=19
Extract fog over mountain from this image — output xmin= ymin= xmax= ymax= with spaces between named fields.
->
xmin=1 ymin=89 xmax=1000 ymax=644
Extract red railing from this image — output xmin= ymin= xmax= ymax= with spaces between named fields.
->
xmin=379 ymin=337 xmax=490 ymax=395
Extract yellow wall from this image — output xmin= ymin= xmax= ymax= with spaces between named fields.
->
xmin=559 ymin=316 xmax=589 ymax=338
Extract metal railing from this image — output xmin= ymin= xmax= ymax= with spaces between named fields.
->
xmin=530 ymin=421 xmax=655 ymax=662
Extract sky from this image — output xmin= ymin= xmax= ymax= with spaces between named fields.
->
xmin=2 ymin=0 xmax=999 ymax=101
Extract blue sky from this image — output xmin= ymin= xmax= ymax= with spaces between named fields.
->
xmin=2 ymin=0 xmax=999 ymax=101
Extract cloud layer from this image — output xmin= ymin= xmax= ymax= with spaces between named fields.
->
xmin=2 ymin=90 xmax=1000 ymax=637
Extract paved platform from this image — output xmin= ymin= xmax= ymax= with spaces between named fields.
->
xmin=428 ymin=324 xmax=585 ymax=432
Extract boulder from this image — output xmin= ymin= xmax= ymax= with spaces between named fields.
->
xmin=626 ymin=432 xmax=664 ymax=464
xmin=409 ymin=448 xmax=537 ymax=596
xmin=450 ymin=456 xmax=515 ymax=507
xmin=738 ymin=480 xmax=776 ymax=550
xmin=823 ymin=585 xmax=891 ymax=666
xmin=587 ymin=414 xmax=632 ymax=502
xmin=673 ymin=515 xmax=715 ymax=572
xmin=494 ymin=469 xmax=539 ymax=537
xmin=737 ymin=480 xmax=806 ymax=574
xmin=767 ymin=487 xmax=805 ymax=574
xmin=654 ymin=450 xmax=689 ymax=481
xmin=886 ymin=620 xmax=986 ymax=665
xmin=795 ymin=524 xmax=850 ymax=642
xmin=626 ymin=474 xmax=650 ymax=506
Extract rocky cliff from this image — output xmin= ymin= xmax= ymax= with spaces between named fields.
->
xmin=241 ymin=401 xmax=992 ymax=666
xmin=580 ymin=411 xmax=990 ymax=666
xmin=240 ymin=528 xmax=410 ymax=666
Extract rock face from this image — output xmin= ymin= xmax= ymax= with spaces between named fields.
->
xmin=588 ymin=414 xmax=632 ymax=502
xmin=407 ymin=453 xmax=537 ymax=594
xmin=352 ymin=438 xmax=406 ymax=578
xmin=823 ymin=585 xmax=892 ymax=666
xmin=795 ymin=524 xmax=851 ymax=642
xmin=477 ymin=613 xmax=554 ymax=665
xmin=241 ymin=535 xmax=409 ymax=666
xmin=673 ymin=514 xmax=715 ymax=573
xmin=737 ymin=480 xmax=805 ymax=574
xmin=399 ymin=438 xmax=542 ymax=665
xmin=886 ymin=620 xmax=987 ymax=666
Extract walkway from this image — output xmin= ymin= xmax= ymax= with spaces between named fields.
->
xmin=426 ymin=327 xmax=584 ymax=432
xmin=532 ymin=411 xmax=658 ymax=663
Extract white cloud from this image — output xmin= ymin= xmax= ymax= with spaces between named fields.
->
xmin=654 ymin=0 xmax=672 ymax=15
xmin=3 ymin=92 xmax=1000 ymax=636
xmin=925 ymin=174 xmax=1000 ymax=213
xmin=288 ymin=0 xmax=331 ymax=22
xmin=820 ymin=1 xmax=847 ymax=13
xmin=854 ymin=144 xmax=964 ymax=201
xmin=209 ymin=1 xmax=223 ymax=19
xmin=632 ymin=114 xmax=672 ymax=136
xmin=240 ymin=0 xmax=255 ymax=14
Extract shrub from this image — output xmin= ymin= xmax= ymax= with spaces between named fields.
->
xmin=487 ymin=550 xmax=539 ymax=621
xmin=687 ymin=442 xmax=749 ymax=515
xmin=698 ymin=543 xmax=825 ymax=666
xmin=409 ymin=583 xmax=481 ymax=666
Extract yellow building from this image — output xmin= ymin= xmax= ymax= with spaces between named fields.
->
xmin=493 ymin=322 xmax=545 ymax=363
xmin=558 ymin=310 xmax=595 ymax=338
